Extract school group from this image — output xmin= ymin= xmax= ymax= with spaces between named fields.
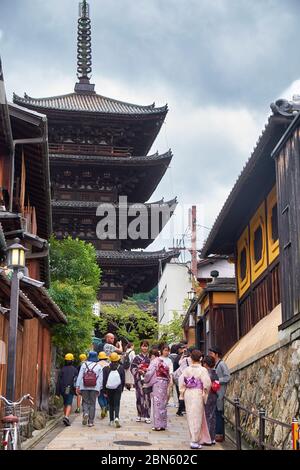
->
xmin=56 ymin=332 xmax=231 ymax=449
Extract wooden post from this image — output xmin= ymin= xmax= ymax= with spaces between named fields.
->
xmin=6 ymin=269 xmax=19 ymax=401
xmin=258 ymin=408 xmax=266 ymax=450
xmin=234 ymin=397 xmax=242 ymax=450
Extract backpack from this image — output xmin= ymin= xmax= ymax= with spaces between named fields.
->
xmin=106 ymin=366 xmax=121 ymax=389
xmin=83 ymin=363 xmax=97 ymax=387
xmin=122 ymin=352 xmax=131 ymax=370
xmin=156 ymin=361 xmax=169 ymax=378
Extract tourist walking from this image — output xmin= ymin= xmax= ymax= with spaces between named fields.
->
xmin=98 ymin=351 xmax=109 ymax=419
xmin=209 ymin=346 xmax=231 ymax=442
xmin=179 ymin=349 xmax=211 ymax=449
xmin=202 ymin=355 xmax=220 ymax=445
xmin=75 ymin=353 xmax=87 ymax=413
xmin=144 ymin=350 xmax=170 ymax=431
xmin=173 ymin=345 xmax=191 ymax=416
xmin=76 ymin=351 xmax=103 ymax=427
xmin=130 ymin=340 xmax=151 ymax=423
xmin=103 ymin=333 xmax=123 ymax=356
xmin=160 ymin=344 xmax=174 ymax=405
xmin=102 ymin=352 xmax=125 ymax=428
xmin=56 ymin=353 xmax=78 ymax=426
xmin=122 ymin=342 xmax=135 ymax=390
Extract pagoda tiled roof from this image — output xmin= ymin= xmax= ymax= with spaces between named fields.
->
xmin=96 ymin=249 xmax=180 ymax=265
xmin=51 ymin=197 xmax=177 ymax=209
xmin=49 ymin=150 xmax=172 ymax=165
xmin=13 ymin=91 xmax=168 ymax=115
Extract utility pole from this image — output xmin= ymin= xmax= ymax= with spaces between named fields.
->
xmin=189 ymin=205 xmax=197 ymax=278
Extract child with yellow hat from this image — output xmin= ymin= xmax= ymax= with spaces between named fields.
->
xmin=75 ymin=353 xmax=87 ymax=413
xmin=56 ymin=353 xmax=78 ymax=426
xmin=97 ymin=351 xmax=109 ymax=419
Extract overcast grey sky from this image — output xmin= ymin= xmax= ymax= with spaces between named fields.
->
xmin=1 ymin=0 xmax=300 ymax=252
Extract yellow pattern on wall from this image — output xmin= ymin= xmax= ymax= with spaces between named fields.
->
xmin=267 ymin=186 xmax=279 ymax=264
xmin=237 ymin=226 xmax=251 ymax=298
xmin=250 ymin=201 xmax=268 ymax=282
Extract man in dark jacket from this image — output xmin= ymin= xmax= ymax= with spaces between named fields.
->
xmin=56 ymin=353 xmax=78 ymax=426
xmin=102 ymin=352 xmax=125 ymax=428
xmin=209 ymin=346 xmax=231 ymax=442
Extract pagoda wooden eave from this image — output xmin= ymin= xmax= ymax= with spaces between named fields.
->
xmin=13 ymin=93 xmax=168 ymax=157
xmin=97 ymin=249 xmax=180 ymax=296
xmin=50 ymin=151 xmax=172 ymax=203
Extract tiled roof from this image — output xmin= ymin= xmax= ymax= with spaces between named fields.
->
xmin=49 ymin=150 xmax=172 ymax=164
xmin=52 ymin=198 xmax=177 ymax=209
xmin=201 ymin=113 xmax=292 ymax=257
xmin=96 ymin=249 xmax=180 ymax=264
xmin=13 ymin=92 xmax=168 ymax=115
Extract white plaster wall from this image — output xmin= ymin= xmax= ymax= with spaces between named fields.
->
xmin=197 ymin=259 xmax=235 ymax=279
xmin=158 ymin=263 xmax=192 ymax=326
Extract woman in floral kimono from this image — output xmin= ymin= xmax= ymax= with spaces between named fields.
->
xmin=144 ymin=350 xmax=170 ymax=431
xmin=130 ymin=340 xmax=151 ymax=423
xmin=179 ymin=349 xmax=211 ymax=449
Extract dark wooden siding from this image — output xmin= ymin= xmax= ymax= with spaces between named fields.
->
xmin=197 ymin=305 xmax=237 ymax=356
xmin=239 ymin=262 xmax=281 ymax=337
xmin=275 ymin=129 xmax=300 ymax=323
xmin=210 ymin=306 xmax=237 ymax=355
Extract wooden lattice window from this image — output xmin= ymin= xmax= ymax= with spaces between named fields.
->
xmin=240 ymin=247 xmax=247 ymax=282
xmin=254 ymin=226 xmax=263 ymax=264
xmin=271 ymin=203 xmax=278 ymax=243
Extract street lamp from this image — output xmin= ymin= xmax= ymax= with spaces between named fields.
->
xmin=188 ymin=289 xmax=196 ymax=301
xmin=6 ymin=238 xmax=27 ymax=400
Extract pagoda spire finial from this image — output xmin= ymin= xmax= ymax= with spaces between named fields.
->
xmin=74 ymin=0 xmax=95 ymax=93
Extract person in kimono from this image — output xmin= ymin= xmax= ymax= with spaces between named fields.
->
xmin=179 ymin=349 xmax=211 ymax=449
xmin=202 ymin=355 xmax=219 ymax=445
xmin=144 ymin=350 xmax=170 ymax=431
xmin=130 ymin=340 xmax=151 ymax=423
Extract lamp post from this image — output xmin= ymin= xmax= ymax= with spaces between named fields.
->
xmin=6 ymin=238 xmax=27 ymax=400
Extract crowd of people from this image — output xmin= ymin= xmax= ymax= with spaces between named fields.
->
xmin=56 ymin=333 xmax=230 ymax=449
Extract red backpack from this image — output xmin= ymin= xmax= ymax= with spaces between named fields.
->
xmin=83 ymin=363 xmax=97 ymax=387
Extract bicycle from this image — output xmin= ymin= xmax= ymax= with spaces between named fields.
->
xmin=0 ymin=394 xmax=34 ymax=450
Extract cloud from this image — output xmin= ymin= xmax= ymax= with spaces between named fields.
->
xmin=1 ymin=0 xmax=300 ymax=256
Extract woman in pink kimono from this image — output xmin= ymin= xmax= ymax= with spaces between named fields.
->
xmin=144 ymin=350 xmax=170 ymax=431
xmin=179 ymin=349 xmax=211 ymax=449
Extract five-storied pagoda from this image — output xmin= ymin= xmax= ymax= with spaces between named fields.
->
xmin=14 ymin=1 xmax=178 ymax=302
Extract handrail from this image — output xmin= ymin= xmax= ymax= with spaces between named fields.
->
xmin=224 ymin=396 xmax=295 ymax=450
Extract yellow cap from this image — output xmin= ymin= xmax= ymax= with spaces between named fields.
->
xmin=79 ymin=354 xmax=87 ymax=362
xmin=98 ymin=352 xmax=108 ymax=360
xmin=65 ymin=353 xmax=74 ymax=361
xmin=110 ymin=352 xmax=121 ymax=362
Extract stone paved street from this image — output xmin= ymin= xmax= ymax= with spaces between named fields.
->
xmin=45 ymin=389 xmax=233 ymax=451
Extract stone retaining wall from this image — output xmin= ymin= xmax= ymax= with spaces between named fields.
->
xmin=225 ymin=339 xmax=300 ymax=449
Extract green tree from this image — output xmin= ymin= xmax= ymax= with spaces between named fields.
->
xmin=159 ymin=311 xmax=185 ymax=345
xmin=95 ymin=299 xmax=158 ymax=349
xmin=48 ymin=236 xmax=101 ymax=363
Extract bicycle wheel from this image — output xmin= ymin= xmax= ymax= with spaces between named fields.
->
xmin=12 ymin=426 xmax=21 ymax=450
xmin=2 ymin=429 xmax=13 ymax=450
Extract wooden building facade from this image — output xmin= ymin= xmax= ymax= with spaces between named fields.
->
xmin=0 ymin=57 xmax=66 ymax=407
xmin=201 ymin=97 xmax=300 ymax=342
xmin=183 ymin=277 xmax=237 ymax=355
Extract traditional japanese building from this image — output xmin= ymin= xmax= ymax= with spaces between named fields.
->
xmin=0 ymin=57 xmax=66 ymax=408
xmin=200 ymin=93 xmax=300 ymax=445
xmin=14 ymin=0 xmax=178 ymax=302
